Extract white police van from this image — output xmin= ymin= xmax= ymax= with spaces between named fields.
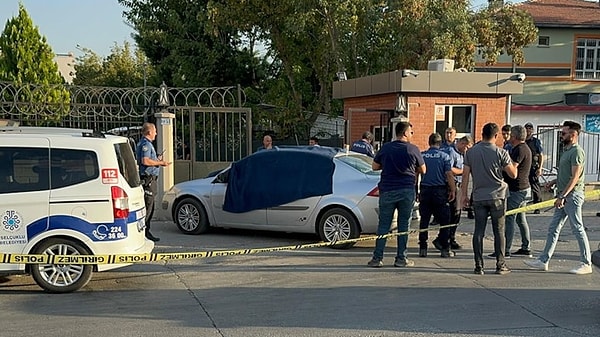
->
xmin=0 ymin=126 xmax=154 ymax=293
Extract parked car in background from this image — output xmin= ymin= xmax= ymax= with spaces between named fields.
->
xmin=161 ymin=146 xmax=390 ymax=248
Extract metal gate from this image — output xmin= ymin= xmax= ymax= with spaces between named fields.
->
xmin=0 ymin=81 xmax=250 ymax=183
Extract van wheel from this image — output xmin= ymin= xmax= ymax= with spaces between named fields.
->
xmin=318 ymin=208 xmax=358 ymax=249
xmin=175 ymin=197 xmax=210 ymax=234
xmin=30 ymin=238 xmax=93 ymax=293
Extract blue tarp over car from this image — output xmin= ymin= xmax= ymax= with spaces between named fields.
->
xmin=223 ymin=146 xmax=337 ymax=213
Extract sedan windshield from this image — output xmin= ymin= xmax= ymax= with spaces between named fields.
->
xmin=336 ymin=154 xmax=379 ymax=175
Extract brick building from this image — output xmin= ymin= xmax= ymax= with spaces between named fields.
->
xmin=333 ymin=68 xmax=525 ymax=151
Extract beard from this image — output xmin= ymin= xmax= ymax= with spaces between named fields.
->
xmin=562 ymin=138 xmax=573 ymax=146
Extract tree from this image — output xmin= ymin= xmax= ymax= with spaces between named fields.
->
xmin=119 ymin=0 xmax=263 ymax=88
xmin=73 ymin=41 xmax=157 ymax=88
xmin=0 ymin=3 xmax=69 ymax=120
xmin=474 ymin=3 xmax=538 ymax=66
xmin=119 ymin=0 xmax=537 ymax=139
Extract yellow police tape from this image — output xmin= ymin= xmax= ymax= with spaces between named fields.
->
xmin=2 ymin=189 xmax=600 ymax=265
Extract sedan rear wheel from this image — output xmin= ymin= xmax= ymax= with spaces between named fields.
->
xmin=318 ymin=208 xmax=359 ymax=249
xmin=30 ymin=238 xmax=93 ymax=293
xmin=175 ymin=197 xmax=210 ymax=234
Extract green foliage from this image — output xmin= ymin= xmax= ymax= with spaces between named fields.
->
xmin=474 ymin=3 xmax=538 ymax=65
xmin=73 ymin=42 xmax=157 ymax=87
xmin=119 ymin=0 xmax=264 ymax=88
xmin=119 ymin=0 xmax=536 ymax=138
xmin=0 ymin=3 xmax=69 ymax=121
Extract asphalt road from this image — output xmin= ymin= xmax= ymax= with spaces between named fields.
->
xmin=1 ymin=203 xmax=600 ymax=337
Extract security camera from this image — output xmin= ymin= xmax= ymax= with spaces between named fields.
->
xmin=516 ymin=73 xmax=526 ymax=83
xmin=402 ymin=69 xmax=419 ymax=78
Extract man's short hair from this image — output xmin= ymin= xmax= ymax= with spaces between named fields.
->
xmin=310 ymin=136 xmax=319 ymax=143
xmin=428 ymin=133 xmax=442 ymax=146
xmin=142 ymin=122 xmax=155 ymax=136
xmin=458 ymin=135 xmax=474 ymax=145
xmin=563 ymin=120 xmax=582 ymax=134
xmin=445 ymin=126 xmax=456 ymax=133
xmin=511 ymin=125 xmax=526 ymax=141
xmin=362 ymin=131 xmax=373 ymax=141
xmin=482 ymin=123 xmax=499 ymax=140
xmin=395 ymin=122 xmax=412 ymax=138
xmin=501 ymin=124 xmax=511 ymax=132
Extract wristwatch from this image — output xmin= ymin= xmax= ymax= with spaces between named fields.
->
xmin=558 ymin=194 xmax=567 ymax=200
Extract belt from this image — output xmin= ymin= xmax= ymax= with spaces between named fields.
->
xmin=420 ymin=185 xmax=447 ymax=189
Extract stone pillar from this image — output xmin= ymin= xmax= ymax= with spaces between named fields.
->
xmin=154 ymin=110 xmax=175 ymax=208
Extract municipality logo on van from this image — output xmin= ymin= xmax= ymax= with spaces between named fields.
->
xmin=2 ymin=210 xmax=22 ymax=232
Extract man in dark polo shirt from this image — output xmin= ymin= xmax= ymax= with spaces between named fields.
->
xmin=461 ymin=123 xmax=517 ymax=275
xmin=368 ymin=122 xmax=425 ymax=268
xmin=417 ymin=133 xmax=456 ymax=258
xmin=489 ymin=125 xmax=532 ymax=259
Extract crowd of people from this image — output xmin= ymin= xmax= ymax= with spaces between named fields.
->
xmin=364 ymin=121 xmax=593 ymax=275
xmin=253 ymin=122 xmax=593 ymax=275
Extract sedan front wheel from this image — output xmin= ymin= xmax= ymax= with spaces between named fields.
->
xmin=318 ymin=208 xmax=359 ymax=249
xmin=174 ymin=197 xmax=210 ymax=234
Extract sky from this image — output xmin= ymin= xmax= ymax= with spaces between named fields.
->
xmin=0 ymin=0 xmax=529 ymax=58
xmin=0 ymin=0 xmax=135 ymax=57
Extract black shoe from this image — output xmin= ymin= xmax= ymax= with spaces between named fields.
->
xmin=419 ymin=248 xmax=427 ymax=257
xmin=596 ymin=212 xmax=600 ymax=217
xmin=487 ymin=252 xmax=510 ymax=259
xmin=467 ymin=211 xmax=474 ymax=219
xmin=441 ymin=250 xmax=455 ymax=258
xmin=495 ymin=265 xmax=511 ymax=275
xmin=533 ymin=209 xmax=540 ymax=214
xmin=474 ymin=267 xmax=484 ymax=275
xmin=512 ymin=249 xmax=532 ymax=257
xmin=145 ymin=233 xmax=160 ymax=242
xmin=450 ymin=241 xmax=462 ymax=250
xmin=432 ymin=238 xmax=443 ymax=251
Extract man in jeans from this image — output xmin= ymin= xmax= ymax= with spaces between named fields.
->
xmin=462 ymin=123 xmax=517 ymax=275
xmin=524 ymin=121 xmax=593 ymax=275
xmin=489 ymin=125 xmax=532 ymax=259
xmin=368 ymin=122 xmax=425 ymax=268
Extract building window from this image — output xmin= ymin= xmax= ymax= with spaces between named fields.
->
xmin=434 ymin=105 xmax=474 ymax=137
xmin=538 ymin=36 xmax=550 ymax=47
xmin=575 ymin=38 xmax=600 ymax=80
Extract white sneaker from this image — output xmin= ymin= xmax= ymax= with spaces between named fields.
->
xmin=524 ymin=259 xmax=548 ymax=271
xmin=569 ymin=263 xmax=593 ymax=275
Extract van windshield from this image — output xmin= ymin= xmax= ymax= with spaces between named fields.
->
xmin=114 ymin=142 xmax=141 ymax=187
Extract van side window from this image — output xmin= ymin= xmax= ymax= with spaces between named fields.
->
xmin=0 ymin=147 xmax=50 ymax=193
xmin=50 ymin=149 xmax=99 ymax=189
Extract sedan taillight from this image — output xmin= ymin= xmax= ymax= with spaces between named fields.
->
xmin=367 ymin=187 xmax=379 ymax=197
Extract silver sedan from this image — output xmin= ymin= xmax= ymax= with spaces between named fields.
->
xmin=161 ymin=146 xmax=388 ymax=248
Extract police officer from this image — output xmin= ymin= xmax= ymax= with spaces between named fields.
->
xmin=418 ymin=133 xmax=456 ymax=258
xmin=350 ymin=131 xmax=375 ymax=157
xmin=136 ymin=122 xmax=171 ymax=242
xmin=432 ymin=135 xmax=473 ymax=251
